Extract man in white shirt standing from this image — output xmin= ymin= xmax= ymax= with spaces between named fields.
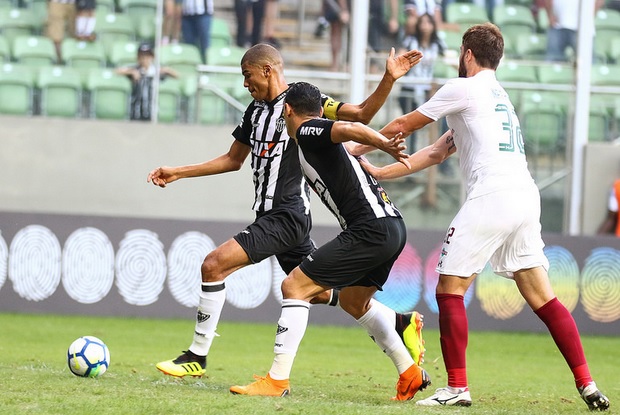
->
xmin=355 ymin=22 xmax=610 ymax=411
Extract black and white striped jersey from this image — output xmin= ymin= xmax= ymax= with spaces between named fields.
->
xmin=233 ymin=89 xmax=345 ymax=215
xmin=294 ymin=118 xmax=402 ymax=230
xmin=233 ymin=90 xmax=310 ymax=214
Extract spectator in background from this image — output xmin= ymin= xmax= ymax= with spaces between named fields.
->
xmin=162 ymin=0 xmax=183 ymax=45
xmin=116 ymin=43 xmax=179 ymax=121
xmin=181 ymin=0 xmax=213 ymax=63
xmin=322 ymin=0 xmax=349 ymax=71
xmin=234 ymin=0 xmax=265 ymax=47
xmin=262 ymin=0 xmax=281 ymax=48
xmin=597 ymin=178 xmax=620 ymax=236
xmin=75 ymin=0 xmax=96 ymax=41
xmin=368 ymin=0 xmax=399 ymax=54
xmin=398 ymin=12 xmax=445 ymax=152
xmin=46 ymin=0 xmax=76 ymax=63
xmin=405 ymin=0 xmax=459 ymax=36
xmin=544 ymin=0 xmax=604 ymax=62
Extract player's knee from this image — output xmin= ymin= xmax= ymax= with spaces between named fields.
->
xmin=200 ymin=252 xmax=225 ymax=282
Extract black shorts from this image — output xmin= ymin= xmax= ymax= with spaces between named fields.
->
xmin=300 ymin=217 xmax=407 ymax=290
xmin=233 ymin=208 xmax=315 ymax=274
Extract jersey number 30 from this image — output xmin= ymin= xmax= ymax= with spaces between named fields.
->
xmin=496 ymin=103 xmax=525 ymax=154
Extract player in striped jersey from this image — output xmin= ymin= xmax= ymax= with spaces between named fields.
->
xmin=148 ymin=44 xmax=426 ymax=380
xmin=230 ymin=81 xmax=430 ymax=400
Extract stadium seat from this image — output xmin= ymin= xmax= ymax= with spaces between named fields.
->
xmin=25 ymin=0 xmax=48 ymax=27
xmin=160 ymin=43 xmax=202 ymax=76
xmin=191 ymin=74 xmax=228 ymax=124
xmin=496 ymin=61 xmax=538 ymax=83
xmin=61 ymin=38 xmax=106 ymax=83
xmin=157 ymin=77 xmax=182 ymax=123
xmin=206 ymin=45 xmax=247 ymax=100
xmin=437 ymin=29 xmax=462 ymax=53
xmin=118 ymin=0 xmax=156 ymax=30
xmin=210 ymin=17 xmax=233 ymax=48
xmin=0 ymin=63 xmax=35 ymax=114
xmin=108 ymin=40 xmax=137 ymax=67
xmin=595 ymin=8 xmax=620 ymax=39
xmin=0 ymin=8 xmax=39 ymax=44
xmin=493 ymin=4 xmax=537 ymax=40
xmin=12 ymin=35 xmax=56 ymax=66
xmin=537 ymin=63 xmax=574 ymax=85
xmin=519 ymin=91 xmax=566 ymax=153
xmin=96 ymin=0 xmax=116 ymax=14
xmin=608 ymin=36 xmax=620 ymax=63
xmin=94 ymin=13 xmax=136 ymax=57
xmin=36 ymin=65 xmax=82 ymax=117
xmin=445 ymin=3 xmax=489 ymax=27
xmin=0 ymin=34 xmax=9 ymax=62
xmin=591 ymin=63 xmax=620 ymax=87
xmin=588 ymin=94 xmax=611 ymax=142
xmin=85 ymin=68 xmax=132 ymax=119
xmin=134 ymin=14 xmax=155 ymax=42
xmin=514 ymin=32 xmax=547 ymax=60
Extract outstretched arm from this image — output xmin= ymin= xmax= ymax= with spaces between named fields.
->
xmin=331 ymin=121 xmax=410 ymax=168
xmin=147 ymin=140 xmax=251 ymax=188
xmin=359 ymin=129 xmax=456 ymax=180
xmin=347 ymin=109 xmax=435 ymax=156
xmin=336 ymin=48 xmax=423 ymax=124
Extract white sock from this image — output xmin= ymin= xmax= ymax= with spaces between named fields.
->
xmin=85 ymin=17 xmax=96 ymax=35
xmin=269 ymin=299 xmax=310 ymax=380
xmin=188 ymin=282 xmax=226 ymax=356
xmin=357 ymin=303 xmax=414 ymax=375
xmin=75 ymin=16 xmax=87 ymax=36
xmin=368 ymin=298 xmax=396 ymax=327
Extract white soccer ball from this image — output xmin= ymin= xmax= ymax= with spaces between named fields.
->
xmin=67 ymin=336 xmax=110 ymax=377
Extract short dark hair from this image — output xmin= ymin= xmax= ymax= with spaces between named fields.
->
xmin=284 ymin=82 xmax=322 ymax=116
xmin=462 ymin=23 xmax=503 ymax=70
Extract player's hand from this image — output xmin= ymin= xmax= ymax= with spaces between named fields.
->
xmin=357 ymin=155 xmax=382 ymax=179
xmin=386 ymin=48 xmax=423 ymax=80
xmin=147 ymin=166 xmax=177 ymax=188
xmin=383 ymin=132 xmax=411 ymax=169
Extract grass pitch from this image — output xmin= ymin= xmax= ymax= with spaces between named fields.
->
xmin=0 ymin=312 xmax=616 ymax=414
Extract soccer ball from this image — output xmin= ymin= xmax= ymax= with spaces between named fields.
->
xmin=67 ymin=336 xmax=110 ymax=377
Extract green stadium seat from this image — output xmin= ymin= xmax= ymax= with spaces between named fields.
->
xmin=437 ymin=30 xmax=462 ymax=53
xmin=206 ymin=45 xmax=247 ymax=100
xmin=496 ymin=61 xmax=538 ymax=83
xmin=62 ymin=38 xmax=106 ymax=67
xmin=118 ymin=0 xmax=156 ymax=30
xmin=191 ymin=74 xmax=227 ymax=124
xmin=108 ymin=40 xmax=137 ymax=67
xmin=608 ymin=36 xmax=620 ymax=63
xmin=160 ymin=43 xmax=202 ymax=76
xmin=432 ymin=58 xmax=458 ymax=78
xmin=94 ymin=13 xmax=136 ymax=57
xmin=12 ymin=35 xmax=56 ymax=66
xmin=85 ymin=67 xmax=132 ymax=119
xmin=537 ymin=63 xmax=574 ymax=84
xmin=95 ymin=0 xmax=116 ymax=14
xmin=134 ymin=14 xmax=155 ymax=42
xmin=519 ymin=91 xmax=565 ymax=153
xmin=588 ymin=94 xmax=611 ymax=142
xmin=0 ymin=34 xmax=9 ymax=62
xmin=210 ymin=17 xmax=232 ymax=48
xmin=0 ymin=62 xmax=35 ymax=114
xmin=36 ymin=65 xmax=82 ymax=117
xmin=157 ymin=77 xmax=182 ymax=123
xmin=445 ymin=3 xmax=489 ymax=27
xmin=514 ymin=32 xmax=547 ymax=60
xmin=595 ymin=8 xmax=620 ymax=37
xmin=591 ymin=63 xmax=620 ymax=86
xmin=493 ymin=4 xmax=537 ymax=40
xmin=0 ymin=8 xmax=38 ymax=44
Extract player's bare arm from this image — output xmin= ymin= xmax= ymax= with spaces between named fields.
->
xmin=359 ymin=129 xmax=456 ymax=180
xmin=336 ymin=48 xmax=423 ymax=124
xmin=347 ymin=110 xmax=435 ymax=158
xmin=331 ymin=121 xmax=410 ymax=168
xmin=147 ymin=141 xmax=251 ymax=188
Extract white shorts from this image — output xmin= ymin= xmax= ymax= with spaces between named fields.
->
xmin=436 ymin=186 xmax=549 ymax=279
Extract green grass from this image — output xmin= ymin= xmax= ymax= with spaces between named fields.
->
xmin=0 ymin=312 xmax=616 ymax=414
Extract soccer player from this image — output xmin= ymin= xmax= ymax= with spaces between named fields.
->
xmin=147 ymin=44 xmax=426 ymax=380
xmin=355 ymin=23 xmax=610 ymax=411
xmin=230 ymin=81 xmax=431 ymax=400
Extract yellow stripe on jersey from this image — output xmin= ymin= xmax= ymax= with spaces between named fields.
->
xmin=322 ymin=97 xmax=343 ymax=120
